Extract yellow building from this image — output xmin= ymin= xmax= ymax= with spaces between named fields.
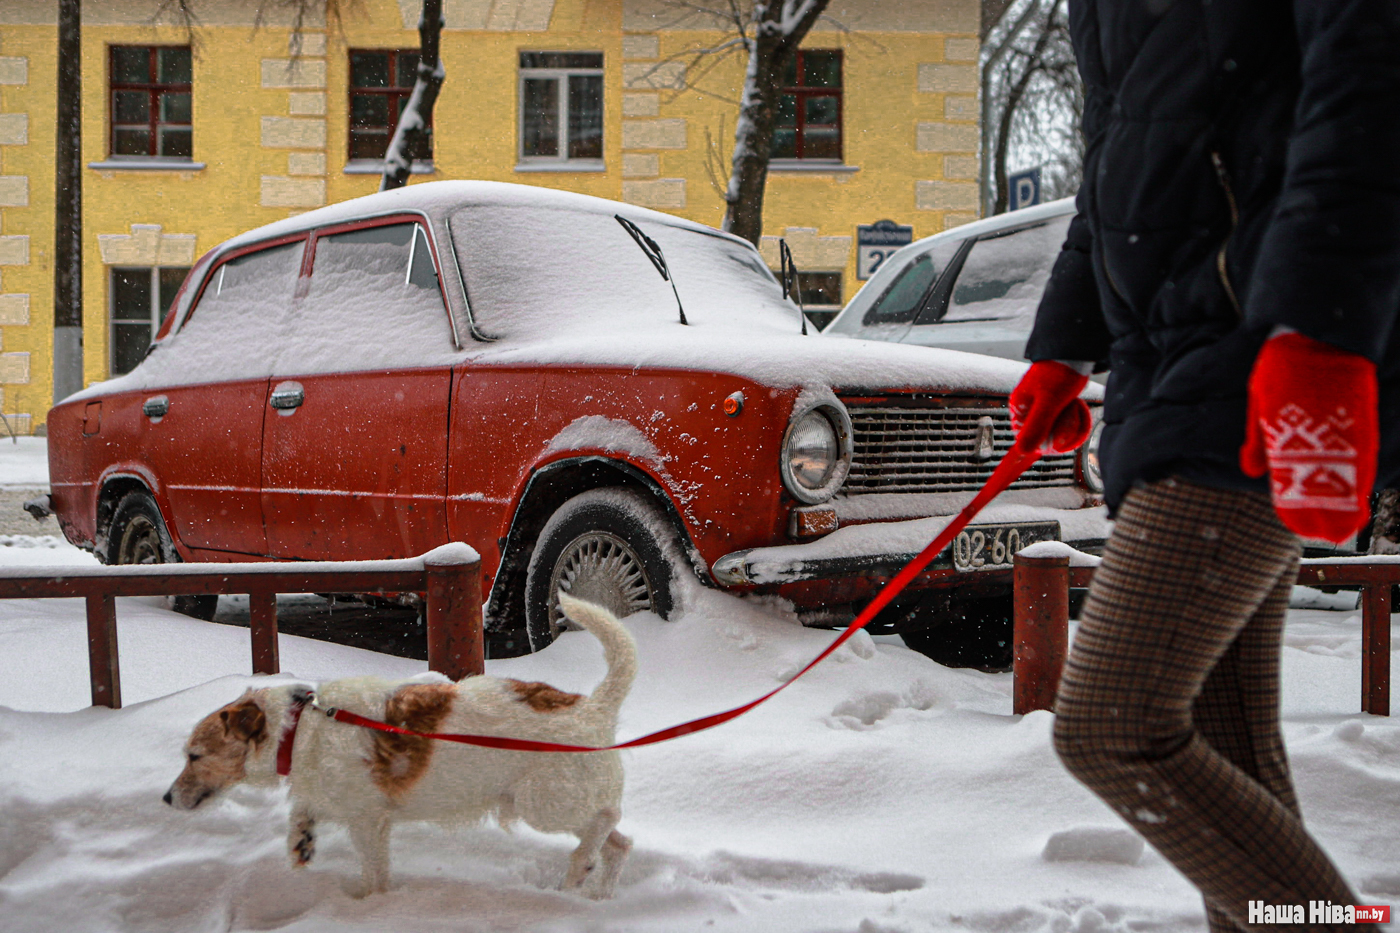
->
xmin=0 ymin=0 xmax=980 ymax=433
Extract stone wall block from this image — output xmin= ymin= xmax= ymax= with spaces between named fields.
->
xmin=918 ymin=63 xmax=978 ymax=94
xmin=917 ymin=121 xmax=979 ymax=153
xmin=622 ymin=178 xmax=686 ymax=208
xmin=917 ymin=179 xmax=980 ymax=212
xmin=621 ymin=119 xmax=687 ymax=150
xmin=261 ymin=116 xmax=327 ymax=149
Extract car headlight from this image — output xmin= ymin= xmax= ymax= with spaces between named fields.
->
xmin=780 ymin=402 xmax=852 ymax=504
xmin=1078 ymin=418 xmax=1104 ymax=494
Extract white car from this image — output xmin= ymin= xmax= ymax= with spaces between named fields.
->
xmin=826 ymin=198 xmax=1079 ymax=366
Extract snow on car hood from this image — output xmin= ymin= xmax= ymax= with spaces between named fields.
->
xmin=467 ymin=326 xmax=1091 ymax=397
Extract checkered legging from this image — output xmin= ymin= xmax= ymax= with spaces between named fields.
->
xmin=1054 ymin=477 xmax=1359 ymax=932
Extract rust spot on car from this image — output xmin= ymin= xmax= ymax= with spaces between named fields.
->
xmin=369 ymin=683 xmax=456 ymax=799
xmin=508 ymin=680 xmax=583 ymax=712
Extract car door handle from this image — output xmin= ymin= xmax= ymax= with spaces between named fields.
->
xmin=142 ymin=396 xmax=169 ymax=419
xmin=270 ymin=383 xmax=304 ymax=410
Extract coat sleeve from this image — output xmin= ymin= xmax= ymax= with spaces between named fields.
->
xmin=1246 ymin=0 xmax=1400 ymax=361
xmin=1025 ymin=1 xmax=1112 ymax=368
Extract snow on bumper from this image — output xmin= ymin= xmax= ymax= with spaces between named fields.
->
xmin=712 ymin=503 xmax=1112 ymax=586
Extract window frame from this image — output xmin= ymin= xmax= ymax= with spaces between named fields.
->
xmin=772 ymin=48 xmax=843 ymax=163
xmin=109 ymin=265 xmax=192 ymax=376
xmin=108 ymin=45 xmax=193 ymax=160
xmin=516 ymin=51 xmax=606 ymax=169
xmin=347 ymin=48 xmax=433 ymax=165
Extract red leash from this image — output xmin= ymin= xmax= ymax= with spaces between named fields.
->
xmin=309 ymin=446 xmax=1043 ymax=754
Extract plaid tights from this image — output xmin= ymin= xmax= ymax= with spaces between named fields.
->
xmin=1054 ymin=477 xmax=1359 ymax=931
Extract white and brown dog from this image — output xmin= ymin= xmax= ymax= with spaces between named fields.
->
xmin=164 ymin=593 xmax=636 ymax=899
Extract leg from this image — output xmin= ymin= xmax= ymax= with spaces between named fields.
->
xmin=563 ymin=806 xmax=621 ymax=895
xmin=288 ymin=803 xmax=316 ymax=867
xmin=1053 ymin=478 xmax=1358 ymax=930
xmin=347 ymin=812 xmax=392 ymax=895
xmin=1195 ymin=571 xmax=1302 ymax=933
xmin=590 ymin=829 xmax=632 ymax=899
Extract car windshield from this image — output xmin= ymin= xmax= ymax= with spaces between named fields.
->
xmin=449 ymin=206 xmax=799 ymax=339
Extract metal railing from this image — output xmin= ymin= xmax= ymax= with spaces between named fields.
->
xmin=0 ymin=545 xmax=484 ymax=708
xmin=1013 ymin=552 xmax=1393 ymax=717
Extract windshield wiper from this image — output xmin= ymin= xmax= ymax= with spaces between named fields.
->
xmin=615 ymin=215 xmax=687 ymax=325
xmin=780 ymin=238 xmax=808 ymax=335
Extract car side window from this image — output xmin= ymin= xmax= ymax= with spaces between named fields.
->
xmin=941 ymin=215 xmax=1071 ymax=325
xmin=178 ymin=240 xmax=303 ymax=346
xmin=291 ymin=221 xmax=456 ymax=371
xmin=859 ymin=238 xmax=963 ymax=326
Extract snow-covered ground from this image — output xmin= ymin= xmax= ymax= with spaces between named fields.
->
xmin=0 ymin=446 xmax=1396 ymax=932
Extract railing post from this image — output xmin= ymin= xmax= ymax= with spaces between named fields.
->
xmin=1014 ymin=552 xmax=1070 ymax=715
xmin=249 ymin=589 xmax=280 ymax=676
xmin=1360 ymin=583 xmax=1392 ymax=716
xmin=85 ymin=593 xmax=121 ymax=709
xmin=424 ymin=551 xmax=484 ymax=681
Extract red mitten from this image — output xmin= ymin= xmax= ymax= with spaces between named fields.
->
xmin=1240 ymin=332 xmax=1378 ymax=543
xmin=1010 ymin=361 xmax=1093 ymax=455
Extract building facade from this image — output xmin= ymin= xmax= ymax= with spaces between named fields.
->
xmin=0 ymin=0 xmax=980 ymax=433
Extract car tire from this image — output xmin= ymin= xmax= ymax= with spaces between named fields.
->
xmin=899 ymin=593 xmax=1014 ymax=672
xmin=105 ymin=490 xmax=219 ymax=622
xmin=524 ymin=488 xmax=680 ymax=652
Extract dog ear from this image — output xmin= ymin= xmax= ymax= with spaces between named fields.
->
xmin=220 ymin=700 xmax=268 ymax=744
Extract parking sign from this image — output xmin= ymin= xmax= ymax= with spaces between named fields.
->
xmin=857 ymin=220 xmax=914 ymax=280
xmin=1009 ymin=168 xmax=1042 ymax=211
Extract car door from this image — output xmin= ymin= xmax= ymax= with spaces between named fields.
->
xmin=139 ymin=237 xmax=305 ymax=556
xmin=260 ymin=218 xmax=455 ymax=560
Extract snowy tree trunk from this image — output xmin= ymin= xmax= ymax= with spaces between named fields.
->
xmin=721 ymin=0 xmax=829 ymax=246
xmin=53 ymin=0 xmax=83 ymax=402
xmin=380 ymin=0 xmax=446 ymax=192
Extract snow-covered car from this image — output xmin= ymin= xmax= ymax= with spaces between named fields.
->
xmin=45 ymin=181 xmax=1107 ymax=668
xmin=825 ymin=198 xmax=1077 ymax=365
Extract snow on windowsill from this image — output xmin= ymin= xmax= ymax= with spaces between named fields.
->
xmin=768 ymin=160 xmax=860 ymax=175
xmin=343 ymin=159 xmax=436 ymax=175
xmin=87 ymin=157 xmax=206 ymax=172
xmin=514 ymin=160 xmax=606 ymax=173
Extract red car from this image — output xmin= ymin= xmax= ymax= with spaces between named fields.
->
xmin=46 ymin=182 xmax=1107 ymax=667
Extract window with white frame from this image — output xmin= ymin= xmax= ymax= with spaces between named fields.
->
xmin=518 ymin=52 xmax=604 ymax=167
xmin=110 ymin=266 xmax=189 ymax=375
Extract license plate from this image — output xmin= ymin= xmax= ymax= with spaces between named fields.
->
xmin=951 ymin=522 xmax=1060 ymax=572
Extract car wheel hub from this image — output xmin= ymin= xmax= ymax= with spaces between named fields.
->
xmin=119 ymin=515 xmax=164 ymax=565
xmin=548 ymin=530 xmax=652 ymax=631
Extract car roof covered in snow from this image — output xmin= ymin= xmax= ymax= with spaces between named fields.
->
xmin=217 ymin=180 xmax=740 ymax=255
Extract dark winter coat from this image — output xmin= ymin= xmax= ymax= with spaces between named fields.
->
xmin=1027 ymin=0 xmax=1400 ymax=515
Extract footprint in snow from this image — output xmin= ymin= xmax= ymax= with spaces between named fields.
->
xmin=1041 ymin=827 xmax=1143 ymax=865
xmin=827 ymin=681 xmax=943 ymax=729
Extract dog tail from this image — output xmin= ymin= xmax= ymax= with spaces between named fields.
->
xmin=557 ymin=592 xmax=638 ymax=715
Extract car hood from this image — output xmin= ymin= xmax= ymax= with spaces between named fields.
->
xmin=469 ymin=329 xmax=1104 ymax=400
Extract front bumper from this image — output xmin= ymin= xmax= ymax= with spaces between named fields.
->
xmin=712 ymin=502 xmax=1112 ymax=586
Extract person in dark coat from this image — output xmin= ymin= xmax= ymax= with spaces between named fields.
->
xmin=1008 ymin=1 xmax=1400 ymax=928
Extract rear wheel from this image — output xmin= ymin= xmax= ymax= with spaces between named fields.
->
xmin=105 ymin=491 xmax=218 ymax=622
xmin=524 ymin=488 xmax=679 ymax=652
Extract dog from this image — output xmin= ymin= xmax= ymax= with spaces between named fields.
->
xmin=164 ymin=593 xmax=636 ymax=898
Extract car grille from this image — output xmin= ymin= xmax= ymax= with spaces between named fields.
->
xmin=841 ymin=401 xmax=1079 ymax=495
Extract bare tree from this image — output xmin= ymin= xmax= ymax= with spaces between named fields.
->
xmin=979 ymin=0 xmax=1081 ymax=214
xmin=380 ymin=0 xmax=444 ymax=191
xmin=53 ymin=0 xmax=82 ymax=403
xmin=642 ymin=1 xmax=832 ymax=245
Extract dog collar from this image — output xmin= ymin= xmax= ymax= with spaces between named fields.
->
xmin=276 ymin=690 xmax=313 ymax=777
